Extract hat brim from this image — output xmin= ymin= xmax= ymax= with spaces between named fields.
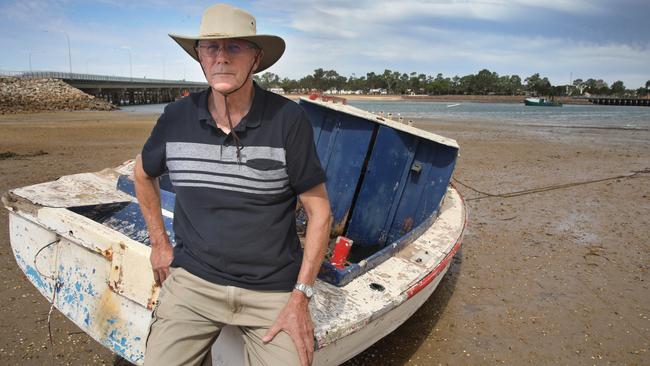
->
xmin=169 ymin=33 xmax=285 ymax=73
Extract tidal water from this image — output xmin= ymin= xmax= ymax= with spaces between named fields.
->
xmin=348 ymin=101 xmax=650 ymax=130
xmin=120 ymin=100 xmax=650 ymax=130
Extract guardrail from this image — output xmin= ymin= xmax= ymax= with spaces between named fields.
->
xmin=0 ymin=70 xmax=207 ymax=86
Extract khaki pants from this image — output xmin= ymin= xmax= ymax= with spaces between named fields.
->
xmin=144 ymin=267 xmax=300 ymax=366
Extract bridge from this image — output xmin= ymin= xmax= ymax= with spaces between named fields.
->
xmin=2 ymin=71 xmax=208 ymax=105
xmin=574 ymin=96 xmax=650 ymax=107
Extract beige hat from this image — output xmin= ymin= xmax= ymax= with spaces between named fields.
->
xmin=169 ymin=4 xmax=285 ymax=73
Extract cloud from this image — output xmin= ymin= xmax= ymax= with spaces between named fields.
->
xmin=1 ymin=1 xmax=647 ymax=87
xmin=259 ymin=0 xmax=648 ymax=87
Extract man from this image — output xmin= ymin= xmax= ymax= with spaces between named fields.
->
xmin=134 ymin=4 xmax=331 ymax=366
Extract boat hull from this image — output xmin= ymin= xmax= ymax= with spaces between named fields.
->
xmin=524 ymin=98 xmax=562 ymax=107
xmin=8 ymin=212 xmax=151 ymax=364
xmin=6 ymin=179 xmax=465 ymax=365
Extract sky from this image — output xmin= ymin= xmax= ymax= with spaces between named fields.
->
xmin=0 ymin=0 xmax=649 ymax=88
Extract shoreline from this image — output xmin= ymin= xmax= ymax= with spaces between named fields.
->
xmin=287 ymin=94 xmax=591 ymax=104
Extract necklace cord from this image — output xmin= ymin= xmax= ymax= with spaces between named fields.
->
xmin=222 ymin=50 xmax=261 ymax=164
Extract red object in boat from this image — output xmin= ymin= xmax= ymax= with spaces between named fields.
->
xmin=331 ymin=236 xmax=353 ymax=269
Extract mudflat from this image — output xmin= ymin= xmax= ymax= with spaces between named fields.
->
xmin=0 ymin=110 xmax=648 ymax=365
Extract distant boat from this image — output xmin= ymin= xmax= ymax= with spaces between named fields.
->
xmin=524 ymin=97 xmax=562 ymax=107
xmin=446 ymin=103 xmax=460 ymax=108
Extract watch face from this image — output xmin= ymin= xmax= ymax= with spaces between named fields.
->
xmin=305 ymin=286 xmax=314 ymax=297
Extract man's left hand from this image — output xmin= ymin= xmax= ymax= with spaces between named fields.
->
xmin=262 ymin=290 xmax=314 ymax=366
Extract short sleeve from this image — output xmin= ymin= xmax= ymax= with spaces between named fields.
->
xmin=141 ymin=113 xmax=168 ymax=178
xmin=285 ymin=110 xmax=327 ymax=195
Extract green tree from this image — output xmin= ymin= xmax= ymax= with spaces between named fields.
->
xmin=458 ymin=74 xmax=475 ymax=94
xmin=525 ymin=73 xmax=541 ymax=93
xmin=366 ymin=72 xmax=379 ymax=89
xmin=279 ymin=77 xmax=298 ymax=93
xmin=451 ymin=75 xmax=461 ymax=93
xmin=256 ymin=72 xmax=280 ymax=88
xmin=473 ymin=69 xmax=499 ymax=94
xmin=429 ymin=73 xmax=452 ymax=95
xmin=525 ymin=73 xmax=552 ymax=95
xmin=509 ymin=75 xmax=522 ymax=95
xmin=594 ymin=79 xmax=610 ymax=95
xmin=380 ymin=69 xmax=393 ymax=92
xmin=610 ymin=80 xmax=625 ymax=96
xmin=312 ymin=68 xmax=325 ymax=90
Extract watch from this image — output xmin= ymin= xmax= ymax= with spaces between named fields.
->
xmin=294 ymin=283 xmax=314 ymax=299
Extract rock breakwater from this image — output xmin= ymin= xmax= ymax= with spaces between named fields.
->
xmin=0 ymin=77 xmax=115 ymax=114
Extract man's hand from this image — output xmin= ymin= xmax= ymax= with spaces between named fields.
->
xmin=150 ymin=234 xmax=173 ymax=286
xmin=134 ymin=155 xmax=174 ymax=287
xmin=262 ymin=291 xmax=314 ymax=366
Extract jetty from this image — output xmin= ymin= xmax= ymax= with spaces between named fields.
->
xmin=574 ymin=96 xmax=650 ymax=107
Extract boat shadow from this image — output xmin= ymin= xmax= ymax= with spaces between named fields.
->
xmin=342 ymin=248 xmax=462 ymax=366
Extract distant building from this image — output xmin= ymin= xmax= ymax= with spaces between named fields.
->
xmin=269 ymin=87 xmax=285 ymax=95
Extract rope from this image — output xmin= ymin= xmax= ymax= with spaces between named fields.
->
xmin=33 ymin=238 xmax=63 ymax=363
xmin=454 ymin=168 xmax=650 ymax=201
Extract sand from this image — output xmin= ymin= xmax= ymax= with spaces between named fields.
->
xmin=0 ymin=110 xmax=648 ymax=365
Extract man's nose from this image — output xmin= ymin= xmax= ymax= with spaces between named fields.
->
xmin=215 ymin=47 xmax=229 ymax=63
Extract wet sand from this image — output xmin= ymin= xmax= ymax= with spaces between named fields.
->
xmin=1 ymin=110 xmax=648 ymax=365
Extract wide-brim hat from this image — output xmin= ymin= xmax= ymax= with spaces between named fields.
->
xmin=169 ymin=4 xmax=285 ymax=73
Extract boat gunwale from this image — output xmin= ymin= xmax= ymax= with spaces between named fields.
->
xmin=299 ymin=97 xmax=460 ymax=149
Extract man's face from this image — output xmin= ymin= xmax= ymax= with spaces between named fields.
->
xmin=196 ymin=39 xmax=260 ymax=94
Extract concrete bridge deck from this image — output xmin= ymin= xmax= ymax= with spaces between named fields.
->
xmin=2 ymin=71 xmax=208 ymax=105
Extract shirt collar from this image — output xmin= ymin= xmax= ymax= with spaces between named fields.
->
xmin=197 ymin=82 xmax=265 ymax=131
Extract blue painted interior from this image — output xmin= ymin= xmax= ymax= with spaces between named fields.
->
xmin=103 ymin=202 xmax=175 ymax=246
xmin=345 ymin=126 xmax=419 ymax=248
xmin=302 ymin=102 xmax=376 ymax=235
xmin=299 ymin=99 xmax=458 ymax=285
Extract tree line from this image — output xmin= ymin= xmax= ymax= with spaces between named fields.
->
xmin=254 ymin=68 xmax=650 ymax=97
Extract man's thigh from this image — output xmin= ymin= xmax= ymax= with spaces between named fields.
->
xmin=144 ymin=268 xmax=226 ymax=366
xmin=235 ymin=289 xmax=300 ymax=366
xmin=241 ymin=326 xmax=301 ymax=366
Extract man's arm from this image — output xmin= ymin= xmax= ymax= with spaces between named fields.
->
xmin=134 ymin=154 xmax=174 ymax=286
xmin=263 ymin=183 xmax=331 ymax=366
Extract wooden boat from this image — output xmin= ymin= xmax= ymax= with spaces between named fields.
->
xmin=3 ymin=96 xmax=466 ymax=365
xmin=524 ymin=97 xmax=563 ymax=107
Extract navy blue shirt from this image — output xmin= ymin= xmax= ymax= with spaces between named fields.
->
xmin=141 ymin=83 xmax=326 ymax=291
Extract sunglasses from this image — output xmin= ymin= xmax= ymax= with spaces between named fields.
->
xmin=195 ymin=41 xmax=258 ymax=58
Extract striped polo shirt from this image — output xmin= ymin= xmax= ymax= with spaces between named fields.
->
xmin=141 ymin=83 xmax=326 ymax=291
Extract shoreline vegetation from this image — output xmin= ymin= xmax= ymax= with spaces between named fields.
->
xmin=1 ymin=76 xmax=595 ymax=115
xmin=256 ymin=68 xmax=650 ymax=99
xmin=4 ymin=74 xmax=648 ymax=115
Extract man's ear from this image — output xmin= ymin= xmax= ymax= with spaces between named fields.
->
xmin=253 ymin=50 xmax=264 ymax=73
